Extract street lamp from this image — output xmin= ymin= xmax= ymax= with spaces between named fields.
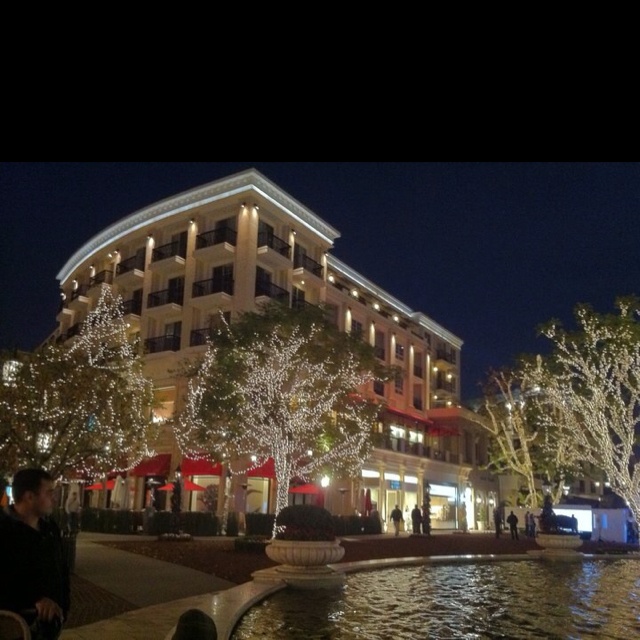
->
xmin=338 ymin=487 xmax=348 ymax=514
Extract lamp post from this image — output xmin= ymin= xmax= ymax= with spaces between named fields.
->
xmin=320 ymin=475 xmax=330 ymax=511
xmin=338 ymin=487 xmax=348 ymax=515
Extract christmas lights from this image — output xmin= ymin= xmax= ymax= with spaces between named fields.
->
xmin=529 ymin=298 xmax=640 ymax=523
xmin=0 ymin=288 xmax=156 ymax=480
xmin=174 ymin=305 xmax=380 ymax=523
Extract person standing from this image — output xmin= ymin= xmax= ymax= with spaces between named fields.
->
xmin=65 ymin=490 xmax=81 ymax=534
xmin=524 ymin=511 xmax=531 ymax=537
xmin=390 ymin=504 xmax=403 ymax=536
xmin=493 ymin=507 xmax=502 ymax=538
xmin=0 ymin=468 xmax=70 ymax=639
xmin=506 ymin=510 xmax=519 ymax=540
xmin=528 ymin=511 xmax=537 ymax=538
xmin=411 ymin=504 xmax=422 ymax=534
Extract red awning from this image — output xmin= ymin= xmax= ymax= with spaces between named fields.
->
xmin=385 ymin=407 xmax=434 ymax=427
xmin=131 ymin=453 xmax=171 ymax=477
xmin=428 ymin=423 xmax=460 ymax=436
xmin=247 ymin=458 xmax=276 ymax=478
xmin=180 ymin=457 xmax=223 ymax=476
xmin=85 ymin=480 xmax=115 ymax=491
xmin=289 ymin=483 xmax=323 ymax=495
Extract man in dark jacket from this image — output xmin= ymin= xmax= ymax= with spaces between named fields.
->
xmin=0 ymin=468 xmax=70 ymax=639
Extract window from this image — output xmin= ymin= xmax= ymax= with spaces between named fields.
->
xmin=395 ymin=343 xmax=405 ymax=360
xmin=165 ymin=321 xmax=181 ymax=337
xmin=374 ymin=330 xmax=385 ymax=360
xmin=395 ymin=374 xmax=404 ymax=394
xmin=351 ymin=319 xmax=363 ymax=338
xmin=373 ymin=380 xmax=384 ymax=396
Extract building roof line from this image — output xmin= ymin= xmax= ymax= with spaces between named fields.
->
xmin=56 ymin=169 xmax=341 ymax=283
xmin=326 ymin=254 xmax=463 ymax=347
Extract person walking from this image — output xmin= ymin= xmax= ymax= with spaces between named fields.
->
xmin=390 ymin=504 xmax=403 ymax=536
xmin=0 ymin=468 xmax=70 ymax=640
xmin=507 ymin=510 xmax=519 ymax=540
xmin=493 ymin=507 xmax=502 ymax=538
xmin=65 ymin=490 xmax=81 ymax=534
xmin=411 ymin=504 xmax=422 ymax=534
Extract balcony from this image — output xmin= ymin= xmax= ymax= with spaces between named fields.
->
xmin=255 ymin=280 xmax=289 ymax=306
xmin=89 ymin=270 xmax=113 ymax=288
xmin=435 ymin=349 xmax=457 ymax=368
xmin=190 ymin=277 xmax=234 ymax=309
xmin=194 ymin=227 xmax=237 ymax=263
xmin=144 ymin=335 xmax=181 ymax=354
xmin=122 ymin=298 xmax=142 ymax=331
xmin=257 ymin=232 xmax=291 ymax=270
xmin=146 ymin=288 xmax=183 ymax=318
xmin=150 ymin=241 xmax=186 ymax=275
xmin=115 ymin=255 xmax=145 ymax=287
xmin=292 ymin=254 xmax=324 ymax=288
xmin=69 ymin=284 xmax=90 ymax=310
xmin=190 ymin=327 xmax=213 ymax=347
xmin=59 ymin=322 xmax=83 ymax=344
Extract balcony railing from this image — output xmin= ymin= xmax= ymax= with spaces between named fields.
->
xmin=190 ymin=327 xmax=213 ymax=346
xmin=255 ymin=280 xmax=289 ymax=304
xmin=192 ymin=277 xmax=234 ymax=298
xmin=122 ymin=298 xmax=142 ymax=315
xmin=147 ymin=288 xmax=183 ymax=308
xmin=70 ymin=284 xmax=90 ymax=300
xmin=152 ymin=240 xmax=186 ymax=262
xmin=116 ymin=254 xmax=145 ymax=275
xmin=257 ymin=232 xmax=291 ymax=259
xmin=195 ymin=227 xmax=237 ymax=249
xmin=436 ymin=349 xmax=457 ymax=365
xmin=293 ymin=253 xmax=323 ymax=277
xmin=90 ymin=270 xmax=113 ymax=287
xmin=144 ymin=335 xmax=181 ymax=354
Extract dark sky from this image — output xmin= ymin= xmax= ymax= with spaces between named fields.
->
xmin=2 ymin=162 xmax=638 ymax=403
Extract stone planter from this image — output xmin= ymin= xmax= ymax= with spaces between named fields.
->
xmin=265 ymin=539 xmax=345 ymax=567
xmin=536 ymin=533 xmax=583 ymax=561
xmin=257 ymin=539 xmax=346 ymax=589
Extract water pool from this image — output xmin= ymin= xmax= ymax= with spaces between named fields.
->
xmin=232 ymin=559 xmax=640 ymax=639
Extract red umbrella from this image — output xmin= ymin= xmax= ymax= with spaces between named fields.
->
xmin=288 ymin=483 xmax=323 ymax=495
xmin=85 ymin=480 xmax=115 ymax=491
xmin=365 ymin=488 xmax=372 ymax=516
xmin=158 ymin=480 xmax=207 ymax=491
xmin=183 ymin=479 xmax=207 ymax=491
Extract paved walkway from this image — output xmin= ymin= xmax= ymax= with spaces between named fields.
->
xmin=60 ymin=532 xmax=238 ymax=639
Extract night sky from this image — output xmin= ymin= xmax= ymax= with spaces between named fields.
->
xmin=2 ymin=162 xmax=638 ymax=403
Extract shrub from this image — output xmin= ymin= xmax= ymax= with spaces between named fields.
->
xmin=275 ymin=504 xmax=336 ymax=541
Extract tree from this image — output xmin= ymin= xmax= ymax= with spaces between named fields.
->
xmin=0 ymin=288 xmax=157 ymax=479
xmin=476 ymin=365 xmax=585 ymax=508
xmin=175 ymin=303 xmax=389 ymax=529
xmin=477 ymin=368 xmax=541 ymax=507
xmin=528 ymin=297 xmax=640 ymax=523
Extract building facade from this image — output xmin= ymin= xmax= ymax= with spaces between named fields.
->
xmin=50 ymin=169 xmax=497 ymax=530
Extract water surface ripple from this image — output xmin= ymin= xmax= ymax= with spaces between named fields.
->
xmin=232 ymin=559 xmax=640 ymax=639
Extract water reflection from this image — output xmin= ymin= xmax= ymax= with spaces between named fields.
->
xmin=232 ymin=560 xmax=640 ymax=639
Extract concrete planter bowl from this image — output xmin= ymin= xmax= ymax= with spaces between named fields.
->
xmin=257 ymin=539 xmax=346 ymax=588
xmin=536 ymin=533 xmax=583 ymax=561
